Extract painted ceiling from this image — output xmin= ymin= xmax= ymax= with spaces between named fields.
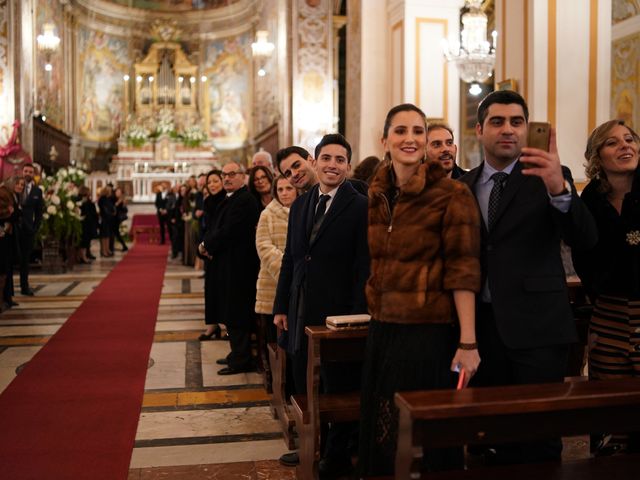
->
xmin=103 ymin=0 xmax=241 ymax=13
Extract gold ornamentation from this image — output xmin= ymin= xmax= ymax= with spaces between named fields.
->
xmin=627 ymin=230 xmax=640 ymax=246
xmin=150 ymin=20 xmax=182 ymax=43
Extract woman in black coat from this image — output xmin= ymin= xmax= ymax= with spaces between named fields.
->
xmin=2 ymin=176 xmax=24 ymax=308
xmin=97 ymin=186 xmax=115 ymax=257
xmin=199 ymin=170 xmax=226 ymax=340
xmin=0 ymin=185 xmax=15 ymax=312
xmin=112 ymin=187 xmax=128 ymax=252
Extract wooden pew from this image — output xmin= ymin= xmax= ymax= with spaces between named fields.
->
xmin=268 ymin=341 xmax=297 ymax=450
xmin=290 ymin=325 xmax=368 ymax=480
xmin=394 ymin=378 xmax=640 ymax=479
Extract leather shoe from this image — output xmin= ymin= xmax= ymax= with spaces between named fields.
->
xmin=318 ymin=457 xmax=352 ymax=478
xmin=20 ymin=289 xmax=34 ymax=296
xmin=216 ymin=358 xmax=228 ymax=365
xmin=279 ymin=451 xmax=299 ymax=466
xmin=217 ymin=366 xmax=254 ymax=375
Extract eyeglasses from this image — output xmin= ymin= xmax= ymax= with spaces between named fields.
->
xmin=221 ymin=171 xmax=243 ymax=178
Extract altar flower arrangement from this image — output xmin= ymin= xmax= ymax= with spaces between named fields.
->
xmin=180 ymin=124 xmax=207 ymax=148
xmin=154 ymin=108 xmax=177 ymax=138
xmin=125 ymin=123 xmax=150 ymax=147
xmin=38 ymin=167 xmax=86 ymax=243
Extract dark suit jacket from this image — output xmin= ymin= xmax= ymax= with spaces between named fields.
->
xmin=273 ymin=181 xmax=370 ymax=353
xmin=451 ymin=164 xmax=467 ymax=179
xmin=459 ymin=161 xmax=597 ymax=349
xmin=155 ymin=192 xmax=167 ymax=215
xmin=20 ymin=183 xmax=43 ymax=236
xmin=203 ymin=186 xmax=260 ymax=329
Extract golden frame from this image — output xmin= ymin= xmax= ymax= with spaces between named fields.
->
xmin=496 ymin=78 xmax=518 ymax=92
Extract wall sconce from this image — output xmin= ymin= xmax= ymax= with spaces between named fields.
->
xmin=36 ymin=23 xmax=60 ymax=71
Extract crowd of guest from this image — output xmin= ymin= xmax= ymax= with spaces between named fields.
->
xmin=190 ymin=90 xmax=639 ymax=478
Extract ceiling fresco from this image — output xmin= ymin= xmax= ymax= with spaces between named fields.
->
xmin=104 ymin=0 xmax=240 ymax=12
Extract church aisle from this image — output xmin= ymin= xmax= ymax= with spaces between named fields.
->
xmin=128 ymin=260 xmax=294 ymax=479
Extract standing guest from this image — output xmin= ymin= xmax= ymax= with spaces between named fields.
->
xmin=248 ymin=165 xmax=274 ymax=212
xmin=459 ymin=90 xmax=597 ymax=464
xmin=78 ymin=186 xmax=98 ymax=263
xmin=0 ymin=185 xmax=15 ymax=313
xmin=171 ymin=184 xmax=188 ymax=262
xmin=183 ymin=183 xmax=198 ymax=266
xmin=358 ymin=105 xmax=481 ymax=476
xmin=352 ymin=155 xmax=381 ymax=184
xmin=97 ymin=186 xmax=115 ymax=257
xmin=426 ymin=122 xmax=467 ymax=179
xmin=155 ymin=184 xmax=169 ymax=244
xmin=255 ymin=175 xmax=298 ymax=380
xmin=3 ymin=176 xmax=25 ymax=309
xmin=252 ymin=150 xmax=274 ymax=172
xmin=199 ymin=162 xmax=260 ymax=374
xmin=199 ymin=170 xmax=226 ymax=341
xmin=192 ymin=174 xmax=207 ymax=270
xmin=19 ymin=163 xmax=43 ymax=296
xmin=113 ymin=187 xmax=128 ymax=252
xmin=273 ymin=134 xmax=370 ymax=477
xmin=572 ymin=119 xmax=640 ymax=454
xmin=166 ymin=185 xmax=178 ymax=258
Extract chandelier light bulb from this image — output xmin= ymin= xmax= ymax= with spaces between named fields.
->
xmin=189 ymin=76 xmax=196 ymax=84
xmin=149 ymin=76 xmax=154 ymax=82
xmin=251 ymin=30 xmax=275 ymax=58
xmin=469 ymin=83 xmax=482 ymax=96
xmin=136 ymin=75 xmax=143 ymax=82
xmin=257 ymin=68 xmax=266 ymax=77
xmin=201 ymin=75 xmax=207 ymax=82
xmin=44 ymin=63 xmax=53 ymax=72
xmin=123 ymin=74 xmax=130 ymax=81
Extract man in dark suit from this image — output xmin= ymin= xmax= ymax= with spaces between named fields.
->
xmin=19 ymin=163 xmax=43 ymax=296
xmin=154 ymin=184 xmax=169 ymax=244
xmin=460 ymin=90 xmax=597 ymax=463
xmin=199 ymin=162 xmax=260 ymax=375
xmin=426 ymin=122 xmax=467 ymax=179
xmin=273 ymin=134 xmax=370 ymax=477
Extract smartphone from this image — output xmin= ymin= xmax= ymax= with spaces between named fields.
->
xmin=527 ymin=121 xmax=551 ymax=151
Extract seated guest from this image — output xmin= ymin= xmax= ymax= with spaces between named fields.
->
xmin=273 ymin=134 xmax=369 ymax=477
xmin=249 ymin=165 xmax=274 ymax=212
xmin=97 ymin=186 xmax=115 ymax=257
xmin=78 ymin=186 xmax=98 ymax=263
xmin=255 ymin=175 xmax=298 ymax=353
xmin=199 ymin=170 xmax=226 ymax=341
xmin=359 ymin=104 xmax=481 ymax=476
xmin=572 ymin=119 xmax=640 ymax=454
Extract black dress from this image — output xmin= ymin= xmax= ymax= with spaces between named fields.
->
xmin=80 ymin=198 xmax=98 ymax=249
xmin=98 ymin=196 xmax=115 ymax=238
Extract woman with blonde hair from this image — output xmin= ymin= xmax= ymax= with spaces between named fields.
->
xmin=572 ymin=119 xmax=640 ymax=454
xmin=97 ymin=185 xmax=115 ymax=257
xmin=254 ymin=175 xmax=298 ymax=382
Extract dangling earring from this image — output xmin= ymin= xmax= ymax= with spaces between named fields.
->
xmin=422 ymin=151 xmax=427 ymax=164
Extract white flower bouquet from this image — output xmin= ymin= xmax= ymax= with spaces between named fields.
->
xmin=38 ymin=168 xmax=86 ymax=243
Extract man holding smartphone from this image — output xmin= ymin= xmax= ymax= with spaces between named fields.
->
xmin=459 ymin=90 xmax=597 ymax=464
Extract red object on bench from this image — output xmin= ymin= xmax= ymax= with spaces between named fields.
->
xmin=129 ymin=214 xmax=161 ymax=244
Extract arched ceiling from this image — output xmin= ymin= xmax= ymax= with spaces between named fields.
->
xmin=102 ymin=0 xmax=241 ymax=13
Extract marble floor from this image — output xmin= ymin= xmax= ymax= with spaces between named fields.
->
xmin=0 ymin=241 xmax=591 ymax=479
xmin=0 ymin=244 xmax=295 ymax=479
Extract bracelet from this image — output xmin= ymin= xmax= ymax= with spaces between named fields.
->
xmin=458 ymin=342 xmax=478 ymax=350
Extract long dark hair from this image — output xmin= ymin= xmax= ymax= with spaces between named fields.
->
xmin=248 ymin=165 xmax=274 ymax=200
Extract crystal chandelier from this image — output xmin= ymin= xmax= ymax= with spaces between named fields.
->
xmin=36 ymin=23 xmax=60 ymax=72
xmin=251 ymin=31 xmax=275 ymax=58
xmin=442 ymin=0 xmax=497 ymax=89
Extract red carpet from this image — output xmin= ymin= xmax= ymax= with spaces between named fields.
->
xmin=0 ymin=243 xmax=169 ymax=479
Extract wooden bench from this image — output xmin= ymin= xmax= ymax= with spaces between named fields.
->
xmin=394 ymin=378 xmax=640 ymax=479
xmin=268 ymin=341 xmax=296 ymax=450
xmin=290 ymin=325 xmax=368 ymax=480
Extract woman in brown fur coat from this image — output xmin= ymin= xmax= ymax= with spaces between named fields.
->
xmin=358 ymin=104 xmax=482 ymax=476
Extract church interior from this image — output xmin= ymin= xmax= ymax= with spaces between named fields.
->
xmin=0 ymin=0 xmax=639 ymax=479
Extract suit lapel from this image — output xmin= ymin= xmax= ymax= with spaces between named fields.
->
xmin=309 ymin=182 xmax=354 ymax=247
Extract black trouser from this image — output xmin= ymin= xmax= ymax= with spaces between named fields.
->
xmin=290 ymin=342 xmax=361 ymax=462
xmin=171 ymin=221 xmax=184 ymax=258
xmin=19 ymin=232 xmax=34 ymax=292
xmin=158 ymin=214 xmax=168 ymax=244
xmin=472 ymin=302 xmax=569 ymax=464
xmin=226 ymin=325 xmax=253 ymax=370
xmin=111 ymin=220 xmax=127 ymax=250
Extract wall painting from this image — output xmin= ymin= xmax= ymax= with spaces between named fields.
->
xmin=35 ymin=0 xmax=64 ymax=130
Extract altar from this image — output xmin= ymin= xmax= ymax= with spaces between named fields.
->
xmin=109 ymin=23 xmax=219 ymax=202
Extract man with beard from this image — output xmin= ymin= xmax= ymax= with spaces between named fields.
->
xmin=426 ymin=123 xmax=466 ymax=179
xmin=19 ymin=163 xmax=43 ymax=296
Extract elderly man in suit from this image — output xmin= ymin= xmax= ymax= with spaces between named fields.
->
xmin=19 ymin=163 xmax=43 ymax=296
xmin=273 ymin=134 xmax=369 ymax=477
xmin=460 ymin=90 xmax=597 ymax=464
xmin=199 ymin=162 xmax=260 ymax=375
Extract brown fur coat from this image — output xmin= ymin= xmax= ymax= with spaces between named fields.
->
xmin=366 ymin=161 xmax=481 ymax=324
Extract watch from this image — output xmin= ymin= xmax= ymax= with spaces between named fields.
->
xmin=550 ymin=179 xmax=571 ymax=197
